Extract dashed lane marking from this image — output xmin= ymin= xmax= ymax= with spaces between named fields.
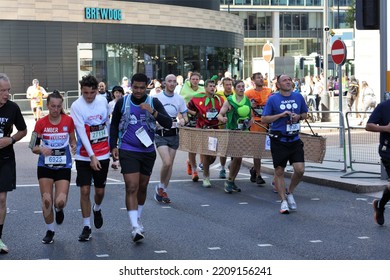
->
xmin=309 ymin=240 xmax=323 ymax=243
xmin=358 ymin=236 xmax=370 ymax=239
xmin=311 ymin=198 xmax=320 ymax=201
xmin=96 ymin=254 xmax=109 ymax=258
xmin=208 ymin=247 xmax=221 ymax=250
xmin=154 ymin=250 xmax=168 ymax=254
xmin=34 ymin=210 xmax=42 ymax=214
xmin=201 ymin=204 xmax=210 ymax=207
xmin=239 ymin=202 xmax=248 ymax=205
xmin=257 ymin=244 xmax=273 ymax=247
xmin=356 ymin=198 xmax=367 ymax=201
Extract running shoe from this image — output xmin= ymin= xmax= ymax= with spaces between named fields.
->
xmin=132 ymin=227 xmax=144 ymax=242
xmin=286 ymin=193 xmax=297 ymax=211
xmin=232 ymin=182 xmax=241 ymax=192
xmin=111 ymin=161 xmax=119 ymax=170
xmin=0 ymin=239 xmax=9 ymax=254
xmin=224 ymin=181 xmax=234 ymax=194
xmin=280 ymin=200 xmax=289 ymax=214
xmin=55 ymin=209 xmax=64 ymax=225
xmin=373 ymin=199 xmax=385 ymax=225
xmin=256 ymin=175 xmax=266 ymax=185
xmin=250 ymin=166 xmax=256 ymax=182
xmin=192 ymin=171 xmax=199 ymax=182
xmin=154 ymin=186 xmax=171 ymax=203
xmin=186 ymin=160 xmax=192 ymax=175
xmin=42 ymin=230 xmax=55 ymax=244
xmin=202 ymin=177 xmax=211 ymax=188
xmin=138 ymin=219 xmax=145 ymax=233
xmin=198 ymin=163 xmax=204 ymax=172
xmin=78 ymin=226 xmax=92 ymax=242
xmin=93 ymin=206 xmax=103 ymax=229
xmin=219 ymin=169 xmax=226 ymax=179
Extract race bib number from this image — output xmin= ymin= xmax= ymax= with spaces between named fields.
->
xmin=254 ymin=107 xmax=264 ymax=116
xmin=286 ymin=123 xmax=300 ymax=133
xmin=206 ymin=111 xmax=218 ymax=120
xmin=44 ymin=149 xmax=67 ymax=167
xmin=135 ymin=126 xmax=153 ymax=147
xmin=90 ymin=124 xmax=108 ymax=142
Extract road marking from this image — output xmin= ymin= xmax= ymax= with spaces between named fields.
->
xmin=258 ymin=244 xmax=273 ymax=247
xmin=239 ymin=202 xmax=248 ymax=205
xmin=201 ymin=204 xmax=210 ymax=207
xmin=34 ymin=210 xmax=42 ymax=214
xmin=107 ymin=178 xmax=122 ymax=182
xmin=358 ymin=236 xmax=370 ymax=239
xmin=154 ymin=250 xmax=167 ymax=254
xmin=311 ymin=198 xmax=320 ymax=201
xmin=208 ymin=247 xmax=221 ymax=250
xmin=356 ymin=198 xmax=367 ymax=201
xmin=161 ymin=206 xmax=171 ymax=209
xmin=96 ymin=254 xmax=109 ymax=258
xmin=120 ymin=207 xmax=127 ymax=210
xmin=309 ymin=240 xmax=323 ymax=243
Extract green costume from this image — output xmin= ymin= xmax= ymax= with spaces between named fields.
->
xmin=226 ymin=94 xmax=251 ymax=130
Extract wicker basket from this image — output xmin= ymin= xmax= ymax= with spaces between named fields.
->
xmin=178 ymin=127 xmax=326 ymax=163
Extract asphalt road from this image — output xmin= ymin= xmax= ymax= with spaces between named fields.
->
xmin=1 ymin=142 xmax=388 ymax=260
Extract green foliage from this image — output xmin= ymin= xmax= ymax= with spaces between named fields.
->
xmin=344 ymin=0 xmax=356 ymax=28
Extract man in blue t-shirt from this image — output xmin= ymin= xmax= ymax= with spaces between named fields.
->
xmin=366 ymin=100 xmax=390 ymax=226
xmin=262 ymin=74 xmax=308 ymax=214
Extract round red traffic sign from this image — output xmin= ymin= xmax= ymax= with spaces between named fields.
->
xmin=331 ymin=39 xmax=347 ymax=65
xmin=262 ymin=43 xmax=274 ymax=63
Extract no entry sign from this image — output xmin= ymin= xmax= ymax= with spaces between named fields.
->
xmin=331 ymin=39 xmax=347 ymax=65
xmin=262 ymin=43 xmax=274 ymax=63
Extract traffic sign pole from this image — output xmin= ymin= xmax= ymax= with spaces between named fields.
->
xmin=331 ymin=39 xmax=347 ymax=151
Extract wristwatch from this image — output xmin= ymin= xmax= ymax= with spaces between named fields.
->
xmin=11 ymin=137 xmax=16 ymax=144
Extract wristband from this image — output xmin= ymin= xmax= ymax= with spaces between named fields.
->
xmin=11 ymin=137 xmax=16 ymax=144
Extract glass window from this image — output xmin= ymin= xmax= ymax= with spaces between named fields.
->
xmin=271 ymin=0 xmax=287 ymax=5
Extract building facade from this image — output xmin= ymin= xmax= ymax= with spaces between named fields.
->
xmin=219 ymin=0 xmax=353 ymax=79
xmin=0 ymin=0 xmax=243 ymax=93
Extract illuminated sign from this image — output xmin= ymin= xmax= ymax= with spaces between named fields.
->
xmin=85 ymin=7 xmax=122 ymax=21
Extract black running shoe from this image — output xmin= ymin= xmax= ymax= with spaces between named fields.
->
xmin=55 ymin=209 xmax=64 ymax=225
xmin=373 ymin=199 xmax=385 ymax=225
xmin=93 ymin=206 xmax=103 ymax=229
xmin=250 ymin=167 xmax=256 ymax=182
xmin=256 ymin=175 xmax=266 ymax=185
xmin=78 ymin=226 xmax=92 ymax=242
xmin=42 ymin=230 xmax=55 ymax=244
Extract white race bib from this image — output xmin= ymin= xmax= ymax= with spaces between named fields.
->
xmin=135 ymin=127 xmax=153 ymax=147
xmin=44 ymin=155 xmax=67 ymax=165
xmin=286 ymin=123 xmax=300 ymax=133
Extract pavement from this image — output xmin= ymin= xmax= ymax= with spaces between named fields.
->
xmin=21 ymin=114 xmax=387 ymax=194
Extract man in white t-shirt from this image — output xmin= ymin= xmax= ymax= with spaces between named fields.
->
xmin=154 ymin=74 xmax=188 ymax=204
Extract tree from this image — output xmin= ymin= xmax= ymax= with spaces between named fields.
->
xmin=344 ymin=0 xmax=355 ymax=28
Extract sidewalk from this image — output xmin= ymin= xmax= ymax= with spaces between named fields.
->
xmin=242 ymin=158 xmax=387 ymax=194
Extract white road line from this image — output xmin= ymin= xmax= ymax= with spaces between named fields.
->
xmin=309 ymin=240 xmax=323 ymax=243
xmin=238 ymin=202 xmax=248 ymax=205
xmin=257 ymin=244 xmax=273 ymax=247
xmin=154 ymin=250 xmax=167 ymax=254
xmin=96 ymin=254 xmax=109 ymax=258
xmin=358 ymin=236 xmax=370 ymax=239
xmin=120 ymin=207 xmax=127 ymax=210
xmin=311 ymin=198 xmax=320 ymax=201
xmin=34 ymin=210 xmax=42 ymax=214
xmin=356 ymin=198 xmax=367 ymax=201
xmin=201 ymin=204 xmax=210 ymax=207
xmin=161 ymin=206 xmax=171 ymax=209
xmin=208 ymin=247 xmax=221 ymax=250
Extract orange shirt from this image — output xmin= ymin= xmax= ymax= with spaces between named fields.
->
xmin=245 ymin=87 xmax=272 ymax=132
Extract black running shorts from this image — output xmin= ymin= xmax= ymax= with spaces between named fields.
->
xmin=37 ymin=166 xmax=71 ymax=182
xmin=119 ymin=149 xmax=156 ymax=176
xmin=270 ymin=138 xmax=305 ymax=168
xmin=0 ymin=158 xmax=16 ymax=192
xmin=75 ymin=159 xmax=110 ymax=188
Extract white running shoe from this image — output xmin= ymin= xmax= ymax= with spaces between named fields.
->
xmin=0 ymin=239 xmax=9 ymax=254
xmin=137 ymin=219 xmax=145 ymax=233
xmin=131 ymin=227 xmax=144 ymax=243
xmin=280 ymin=200 xmax=289 ymax=214
xmin=286 ymin=193 xmax=297 ymax=211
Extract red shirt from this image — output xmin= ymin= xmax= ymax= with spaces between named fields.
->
xmin=187 ymin=94 xmax=223 ymax=129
